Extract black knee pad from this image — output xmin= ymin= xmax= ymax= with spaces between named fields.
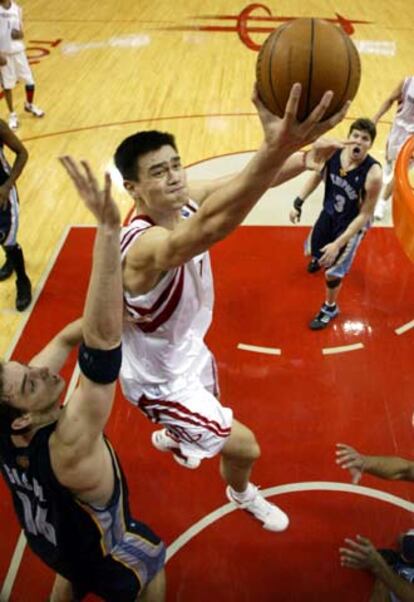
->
xmin=326 ymin=277 xmax=342 ymax=289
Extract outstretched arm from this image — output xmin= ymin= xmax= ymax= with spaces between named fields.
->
xmin=127 ymin=84 xmax=350 ymax=281
xmin=190 ymin=138 xmax=344 ymax=205
xmin=336 ymin=443 xmax=414 ymax=484
xmin=52 ymin=158 xmax=122 ymax=456
xmin=372 ymin=79 xmax=405 ymax=124
xmin=30 ymin=319 xmax=83 ymax=373
xmin=340 ymin=535 xmax=414 ymax=602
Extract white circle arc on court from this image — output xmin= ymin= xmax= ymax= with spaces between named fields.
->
xmin=166 ymin=480 xmax=414 ymax=562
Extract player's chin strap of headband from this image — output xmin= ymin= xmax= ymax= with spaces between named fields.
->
xmin=78 ymin=343 xmax=122 ymax=384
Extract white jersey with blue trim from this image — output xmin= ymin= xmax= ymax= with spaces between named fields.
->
xmin=395 ymin=76 xmax=414 ymax=133
xmin=120 ymin=200 xmax=214 ymax=401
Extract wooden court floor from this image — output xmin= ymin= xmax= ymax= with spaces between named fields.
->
xmin=1 ymin=0 xmax=414 ymax=600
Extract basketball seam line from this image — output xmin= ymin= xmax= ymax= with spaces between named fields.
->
xmin=305 ymin=19 xmax=315 ymax=118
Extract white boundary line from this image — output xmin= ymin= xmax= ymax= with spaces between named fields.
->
xmin=166 ymin=480 xmax=414 ymax=562
xmin=0 ymin=226 xmax=81 ymax=601
xmin=395 ymin=320 xmax=414 ymax=336
xmin=322 ymin=343 xmax=364 ymax=356
xmin=237 ymin=343 xmax=281 ymax=356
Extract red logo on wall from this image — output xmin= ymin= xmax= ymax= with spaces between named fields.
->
xmin=154 ymin=3 xmax=372 ymax=51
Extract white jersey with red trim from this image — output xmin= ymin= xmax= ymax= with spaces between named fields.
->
xmin=0 ymin=2 xmax=25 ymax=54
xmin=120 ymin=201 xmax=214 ymax=401
xmin=395 ymin=76 xmax=414 ymax=133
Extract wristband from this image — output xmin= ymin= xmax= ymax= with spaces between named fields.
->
xmin=293 ymin=197 xmax=304 ymax=214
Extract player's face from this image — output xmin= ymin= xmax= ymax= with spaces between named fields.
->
xmin=347 ymin=128 xmax=372 ymax=161
xmin=2 ymin=361 xmax=65 ymax=422
xmin=132 ymin=145 xmax=188 ymax=213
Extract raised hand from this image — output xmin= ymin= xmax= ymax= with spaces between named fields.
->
xmin=306 ymin=138 xmax=349 ymax=171
xmin=289 ymin=207 xmax=301 ymax=224
xmin=336 ymin=443 xmax=365 ymax=484
xmin=253 ymin=83 xmax=350 ymax=155
xmin=340 ymin=535 xmax=385 ymax=572
xmin=59 ymin=156 xmax=120 ymax=228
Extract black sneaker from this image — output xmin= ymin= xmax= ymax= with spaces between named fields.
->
xmin=309 ymin=304 xmax=339 ymax=330
xmin=0 ymin=259 xmax=13 ymax=281
xmin=16 ymin=277 xmax=32 ymax=311
xmin=307 ymin=258 xmax=321 ymax=273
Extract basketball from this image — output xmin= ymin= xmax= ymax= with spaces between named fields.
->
xmin=256 ymin=18 xmax=361 ymax=121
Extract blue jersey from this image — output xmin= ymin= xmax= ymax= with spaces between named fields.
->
xmin=0 ymin=423 xmax=165 ymax=600
xmin=322 ymin=149 xmax=380 ymax=231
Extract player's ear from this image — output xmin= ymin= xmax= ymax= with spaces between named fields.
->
xmin=11 ymin=412 xmax=32 ymax=432
xmin=123 ymin=180 xmax=140 ymax=195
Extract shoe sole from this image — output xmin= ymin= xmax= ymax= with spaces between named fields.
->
xmin=151 ymin=431 xmax=201 ymax=469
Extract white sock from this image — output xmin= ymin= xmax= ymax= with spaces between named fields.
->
xmin=229 ymin=482 xmax=256 ymax=502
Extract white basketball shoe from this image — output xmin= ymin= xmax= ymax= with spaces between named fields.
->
xmin=151 ymin=428 xmax=201 ymax=469
xmin=226 ymin=484 xmax=290 ymax=532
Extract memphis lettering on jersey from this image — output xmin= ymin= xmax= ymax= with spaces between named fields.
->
xmin=329 ymin=173 xmax=358 ymax=200
xmin=3 ymin=463 xmax=57 ymax=545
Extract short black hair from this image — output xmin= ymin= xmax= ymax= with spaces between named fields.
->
xmin=0 ymin=362 xmax=25 ymax=436
xmin=114 ymin=130 xmax=178 ymax=181
xmin=348 ymin=118 xmax=377 ymax=143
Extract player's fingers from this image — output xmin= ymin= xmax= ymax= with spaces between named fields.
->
xmin=326 ymin=100 xmax=351 ymax=129
xmin=304 ymin=91 xmax=333 ymax=126
xmin=283 ymin=83 xmax=302 ymax=122
xmin=59 ymin=156 xmax=83 ymax=184
xmin=356 ymin=535 xmax=371 ymax=546
xmin=336 ymin=443 xmax=352 ymax=451
xmin=81 ymin=160 xmax=100 ymax=193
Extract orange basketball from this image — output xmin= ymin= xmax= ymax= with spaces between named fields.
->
xmin=256 ymin=18 xmax=361 ymax=121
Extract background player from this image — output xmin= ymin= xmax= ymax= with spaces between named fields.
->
xmin=0 ymin=117 xmax=31 ymax=310
xmin=372 ymin=76 xmax=414 ymax=221
xmin=115 ymin=84 xmax=349 ymax=532
xmin=0 ymin=158 xmax=166 ymax=601
xmin=0 ymin=0 xmax=45 ymax=129
xmin=289 ymin=118 xmax=382 ymax=330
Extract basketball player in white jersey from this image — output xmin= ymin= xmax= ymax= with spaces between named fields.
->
xmin=0 ymin=0 xmax=44 ymax=129
xmin=114 ymin=85 xmax=349 ymax=532
xmin=372 ymin=76 xmax=414 ymax=220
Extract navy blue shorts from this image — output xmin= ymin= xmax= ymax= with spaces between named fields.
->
xmin=307 ymin=210 xmax=347 ymax=260
xmin=70 ymin=519 xmax=166 ymax=602
xmin=0 ymin=191 xmax=19 ymax=247
xmin=305 ymin=209 xmax=366 ymax=279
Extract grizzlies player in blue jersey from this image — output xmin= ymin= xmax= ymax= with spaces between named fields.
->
xmin=289 ymin=118 xmax=383 ymax=330
xmin=0 ymin=117 xmax=31 ymax=310
xmin=0 ymin=158 xmax=165 ymax=601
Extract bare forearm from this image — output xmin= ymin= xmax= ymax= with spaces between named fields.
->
xmin=373 ymin=99 xmax=394 ymax=124
xmin=373 ymin=560 xmax=414 ymax=601
xmin=6 ymin=149 xmax=28 ymax=187
xmin=270 ymin=151 xmax=308 ymax=186
xmin=335 ymin=213 xmax=368 ymax=248
xmin=363 ymin=455 xmax=414 ymax=480
xmin=201 ymin=142 xmax=290 ymax=221
xmin=83 ymin=226 xmax=122 ymax=349
xmin=297 ymin=171 xmax=322 ymax=201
